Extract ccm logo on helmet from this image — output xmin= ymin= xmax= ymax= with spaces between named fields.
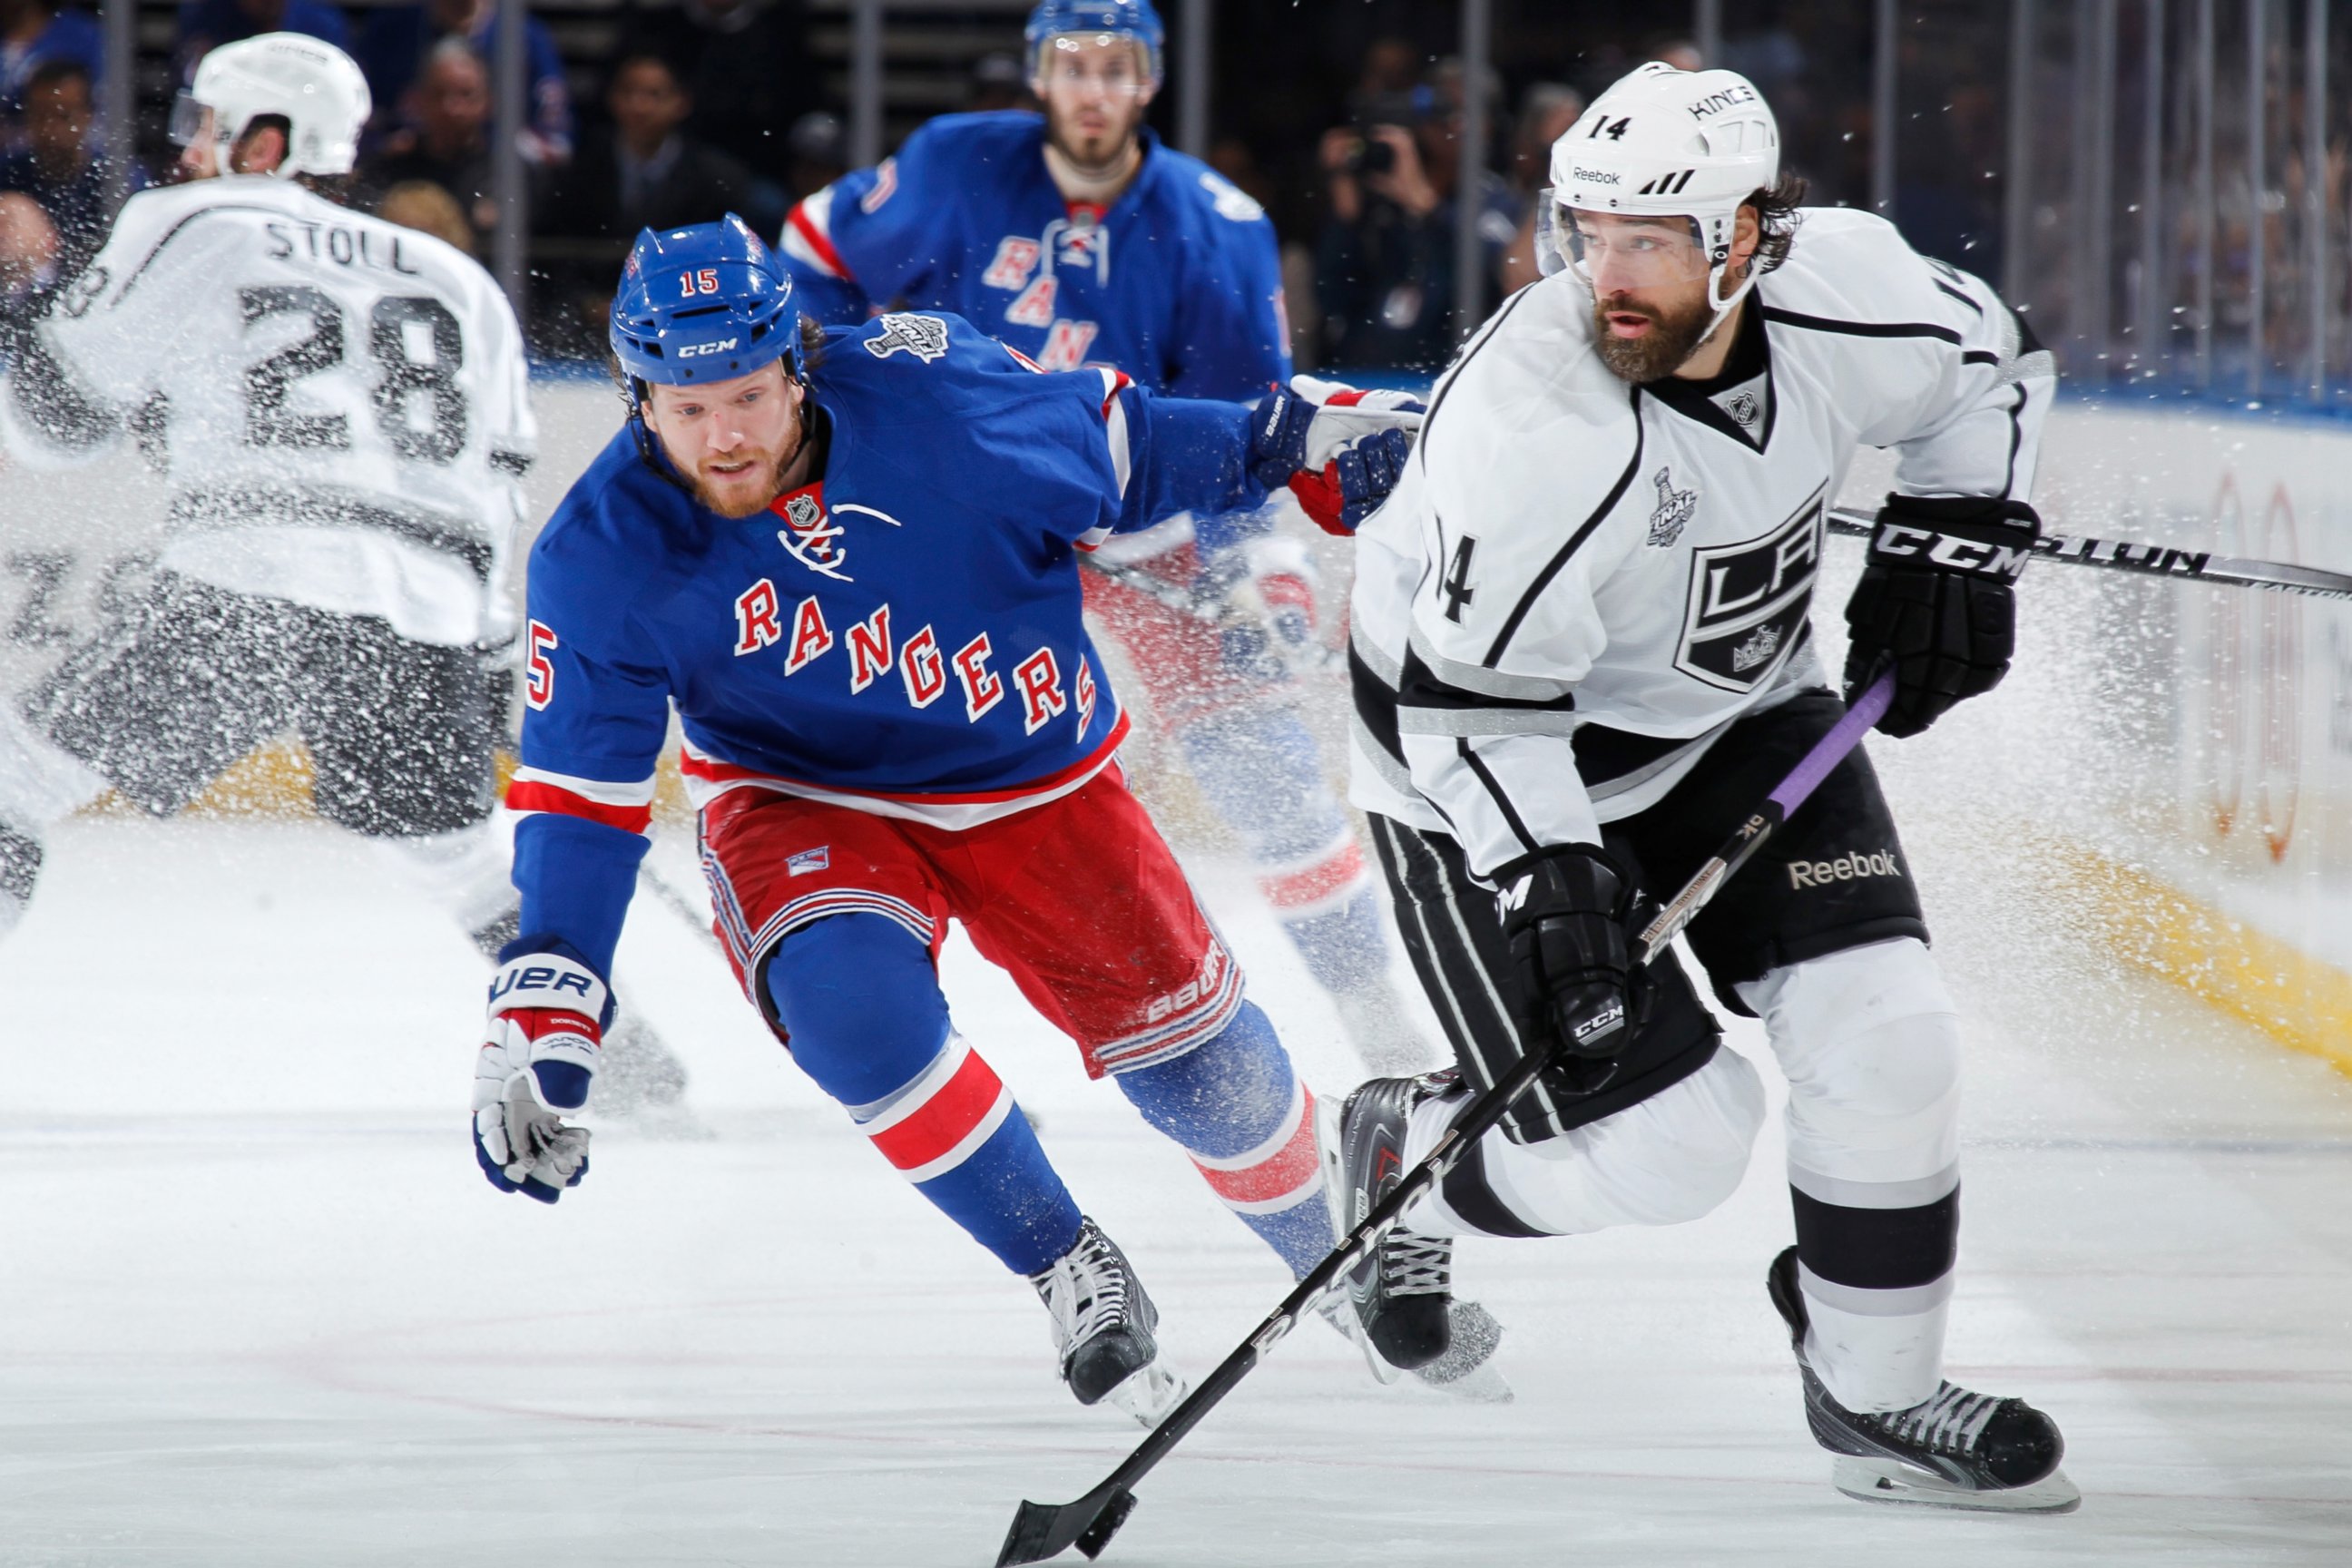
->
xmin=678 ymin=338 xmax=740 ymax=358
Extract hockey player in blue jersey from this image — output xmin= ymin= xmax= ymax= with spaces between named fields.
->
xmin=472 ymin=215 xmax=1431 ymax=1423
xmin=777 ymin=0 xmax=1430 ymax=1071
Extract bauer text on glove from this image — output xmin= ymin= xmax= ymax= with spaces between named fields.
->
xmin=472 ymin=949 xmax=603 ymax=1203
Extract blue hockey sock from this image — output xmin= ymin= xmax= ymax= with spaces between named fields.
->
xmin=1175 ymin=706 xmax=1387 ymax=994
xmin=764 ymin=914 xmax=1082 ymax=1276
xmin=1115 ymin=1000 xmax=1334 ymax=1278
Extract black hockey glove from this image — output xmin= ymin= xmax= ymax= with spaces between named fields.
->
xmin=1495 ymin=844 xmax=1641 ymax=1072
xmin=1842 ymin=493 xmax=2041 ymax=739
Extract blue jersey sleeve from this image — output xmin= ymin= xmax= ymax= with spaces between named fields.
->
xmin=1161 ymin=185 xmax=1291 ymax=404
xmin=506 ymin=511 xmax=674 ymax=982
xmin=779 ymin=118 xmax=967 ymax=324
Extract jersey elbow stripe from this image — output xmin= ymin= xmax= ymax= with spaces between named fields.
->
xmin=1191 ymin=1083 xmax=1322 ymax=1212
xmin=783 ymin=193 xmax=854 ymax=281
xmin=859 ymin=1035 xmax=1015 ymax=1182
xmin=505 ymin=770 xmax=657 ymax=834
xmin=1098 ymin=370 xmax=1135 ymax=499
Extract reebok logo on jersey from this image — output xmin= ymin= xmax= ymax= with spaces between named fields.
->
xmin=1788 ymin=848 xmax=1901 ymax=889
xmin=865 ymin=313 xmax=950 ymax=362
xmin=1648 ymin=466 xmax=1698 ymax=547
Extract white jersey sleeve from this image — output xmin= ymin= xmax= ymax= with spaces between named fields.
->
xmin=1759 ymin=210 xmax=2055 ymax=503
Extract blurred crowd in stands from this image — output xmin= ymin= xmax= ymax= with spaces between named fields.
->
xmin=0 ymin=0 xmax=2345 ymax=384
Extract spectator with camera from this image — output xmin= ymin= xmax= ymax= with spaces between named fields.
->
xmin=1314 ymin=80 xmax=1518 ymax=371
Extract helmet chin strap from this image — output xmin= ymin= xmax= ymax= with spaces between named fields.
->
xmin=1696 ymin=257 xmax=1759 ymax=352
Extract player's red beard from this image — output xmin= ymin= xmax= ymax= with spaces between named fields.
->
xmin=687 ymin=416 xmax=803 ymax=518
xmin=1592 ymin=288 xmax=1720 ymax=384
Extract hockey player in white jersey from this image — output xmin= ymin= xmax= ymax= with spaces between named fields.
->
xmin=1328 ymin=62 xmax=2076 ymax=1511
xmin=0 ymin=34 xmax=691 ymax=1112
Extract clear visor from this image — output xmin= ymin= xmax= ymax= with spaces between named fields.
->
xmin=1558 ymin=205 xmax=1713 ymax=290
xmin=168 ymin=93 xmax=219 ymax=148
xmin=1034 ymin=34 xmax=1153 ymax=94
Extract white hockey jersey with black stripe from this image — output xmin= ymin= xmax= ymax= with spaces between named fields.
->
xmin=5 ymin=175 xmax=535 ymax=646
xmin=1348 ymin=207 xmax=2055 ymax=878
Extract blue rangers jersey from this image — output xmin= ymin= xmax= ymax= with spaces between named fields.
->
xmin=779 ymin=112 xmax=1288 ymax=404
xmin=510 ymin=311 xmax=1272 ymax=976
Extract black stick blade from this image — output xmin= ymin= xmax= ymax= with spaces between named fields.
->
xmin=995 ymin=1484 xmax=1134 ymax=1566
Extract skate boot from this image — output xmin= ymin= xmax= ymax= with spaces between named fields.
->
xmin=1768 ymin=1247 xmax=2079 ymax=1512
xmin=1030 ymin=1218 xmax=1186 ymax=1428
xmin=1317 ymin=1072 xmax=1510 ymax=1400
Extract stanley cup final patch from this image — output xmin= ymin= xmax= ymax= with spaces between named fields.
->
xmin=864 ymin=312 xmax=950 ymax=362
xmin=1647 ymin=466 xmax=1698 ymax=547
xmin=1673 ymin=484 xmax=1826 ymax=692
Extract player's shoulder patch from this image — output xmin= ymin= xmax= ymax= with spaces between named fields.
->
xmin=863 ymin=312 xmax=952 ymax=363
xmin=1196 ymin=170 xmax=1265 ymax=223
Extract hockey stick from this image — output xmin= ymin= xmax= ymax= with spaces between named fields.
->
xmin=994 ymin=671 xmax=1899 ymax=1566
xmin=1824 ymin=505 xmax=2352 ymax=601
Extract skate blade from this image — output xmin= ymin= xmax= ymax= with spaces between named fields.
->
xmin=1309 ymin=1098 xmax=1405 ymax=1387
xmin=1410 ymin=1299 xmax=1512 ymax=1402
xmin=1103 ymin=1359 xmax=1188 ymax=1428
xmin=1831 ymin=1455 xmax=2082 ymax=1514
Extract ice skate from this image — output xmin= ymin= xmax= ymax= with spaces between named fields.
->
xmin=1031 ymin=1218 xmax=1186 ymax=1428
xmin=1768 ymin=1247 xmax=2079 ymax=1513
xmin=1317 ymin=1072 xmax=1509 ymax=1398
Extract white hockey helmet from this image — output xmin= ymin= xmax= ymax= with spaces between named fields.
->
xmin=1539 ymin=62 xmax=1780 ymax=321
xmin=172 ymin=33 xmax=372 ymax=179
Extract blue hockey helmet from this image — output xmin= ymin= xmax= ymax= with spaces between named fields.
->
xmin=1024 ymin=0 xmax=1164 ymax=83
xmin=609 ymin=214 xmax=803 ymax=397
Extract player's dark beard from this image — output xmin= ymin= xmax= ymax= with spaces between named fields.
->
xmin=1592 ymin=289 xmax=1720 ymax=383
xmin=1044 ymin=98 xmax=1146 ymax=180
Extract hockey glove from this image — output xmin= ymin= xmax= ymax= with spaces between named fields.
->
xmin=472 ymin=951 xmax=603 ymax=1203
xmin=1247 ymin=375 xmax=1424 ymax=536
xmin=1495 ymin=844 xmax=1640 ymax=1078
xmin=1843 ymin=493 xmax=2041 ymax=739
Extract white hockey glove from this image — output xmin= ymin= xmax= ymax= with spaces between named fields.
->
xmin=1245 ymin=375 xmax=1425 ymax=536
xmin=472 ymin=952 xmax=603 ymax=1204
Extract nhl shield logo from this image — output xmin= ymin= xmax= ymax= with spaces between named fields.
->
xmin=865 ymin=312 xmax=950 ymax=362
xmin=1725 ymin=389 xmax=1761 ymax=429
xmin=775 ymin=489 xmax=853 ymax=581
xmin=1648 ymin=466 xmax=1698 ymax=548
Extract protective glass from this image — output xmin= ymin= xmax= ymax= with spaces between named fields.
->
xmin=167 ymin=92 xmax=217 ymax=148
xmin=1560 ymin=206 xmax=1713 ymax=289
xmin=1036 ymin=34 xmax=1152 ymax=96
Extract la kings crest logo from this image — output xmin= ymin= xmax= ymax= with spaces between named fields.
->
xmin=1648 ymin=466 xmax=1698 ymax=547
xmin=1674 ymin=485 xmax=1825 ymax=692
xmin=865 ymin=312 xmax=950 ymax=362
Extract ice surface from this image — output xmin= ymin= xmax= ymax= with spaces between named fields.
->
xmin=1 ymin=804 xmax=2348 ymax=1566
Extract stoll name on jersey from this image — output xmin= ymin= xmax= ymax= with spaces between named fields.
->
xmin=264 ymin=219 xmax=424 ymax=275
